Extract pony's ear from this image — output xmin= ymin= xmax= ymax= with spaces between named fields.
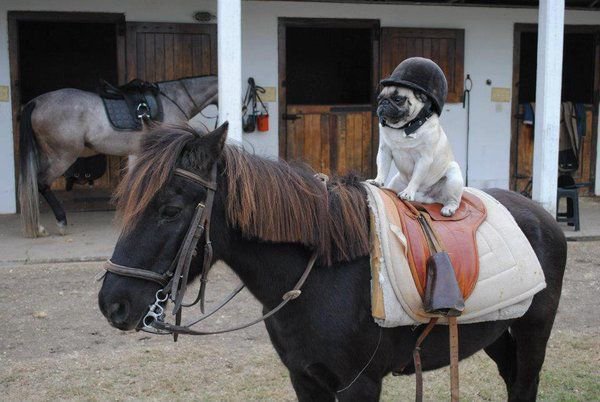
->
xmin=207 ymin=122 xmax=228 ymax=156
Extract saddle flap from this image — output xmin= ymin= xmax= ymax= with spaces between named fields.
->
xmin=381 ymin=189 xmax=487 ymax=301
xmin=423 ymin=252 xmax=465 ymax=316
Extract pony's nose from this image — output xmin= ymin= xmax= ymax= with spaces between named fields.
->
xmin=106 ymin=301 xmax=130 ymax=326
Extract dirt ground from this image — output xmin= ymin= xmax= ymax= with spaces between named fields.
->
xmin=1 ymin=242 xmax=599 ymax=401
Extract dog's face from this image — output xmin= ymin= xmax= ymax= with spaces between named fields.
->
xmin=377 ymin=86 xmax=428 ymax=129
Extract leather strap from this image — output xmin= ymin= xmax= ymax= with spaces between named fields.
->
xmin=400 ymin=100 xmax=434 ymax=136
xmin=174 ymin=168 xmax=217 ymax=190
xmin=413 ymin=317 xmax=438 ymax=402
xmin=170 ymin=164 xmax=217 ymax=314
xmin=449 ymin=316 xmax=460 ymax=402
xmin=105 ymin=260 xmax=171 ymax=286
xmin=150 ymin=251 xmax=318 ymax=335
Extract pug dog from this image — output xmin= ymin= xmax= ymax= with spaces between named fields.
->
xmin=368 ymin=85 xmax=464 ymax=216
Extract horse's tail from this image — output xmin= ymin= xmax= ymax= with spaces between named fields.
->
xmin=19 ymin=101 xmax=41 ymax=237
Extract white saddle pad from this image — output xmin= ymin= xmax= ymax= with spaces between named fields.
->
xmin=365 ymin=185 xmax=547 ymax=327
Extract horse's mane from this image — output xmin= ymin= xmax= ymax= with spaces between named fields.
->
xmin=115 ymin=126 xmax=370 ymax=265
xmin=222 ymin=147 xmax=370 ymax=265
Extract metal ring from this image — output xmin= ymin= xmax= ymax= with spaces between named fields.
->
xmin=156 ymin=290 xmax=169 ymax=302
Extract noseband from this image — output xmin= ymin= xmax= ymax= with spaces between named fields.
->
xmin=104 ymin=163 xmax=318 ymax=339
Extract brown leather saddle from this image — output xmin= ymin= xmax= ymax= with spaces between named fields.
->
xmin=380 ymin=190 xmax=487 ymax=401
xmin=380 ymin=189 xmax=487 ymax=302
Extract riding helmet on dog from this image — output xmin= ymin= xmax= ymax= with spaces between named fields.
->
xmin=380 ymin=57 xmax=448 ymax=115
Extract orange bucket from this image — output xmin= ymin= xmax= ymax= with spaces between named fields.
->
xmin=257 ymin=114 xmax=269 ymax=132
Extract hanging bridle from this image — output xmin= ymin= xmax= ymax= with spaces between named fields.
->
xmin=104 ymin=163 xmax=318 ymax=340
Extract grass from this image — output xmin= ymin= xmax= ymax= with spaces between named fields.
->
xmin=1 ymin=330 xmax=598 ymax=401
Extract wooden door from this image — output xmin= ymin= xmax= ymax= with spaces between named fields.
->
xmin=279 ymin=19 xmax=379 ymax=178
xmin=125 ymin=22 xmax=217 ymax=82
xmin=380 ymin=28 xmax=465 ymax=103
xmin=285 ymin=105 xmax=373 ymax=175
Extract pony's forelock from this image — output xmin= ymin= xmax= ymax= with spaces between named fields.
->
xmin=114 ymin=126 xmax=199 ymax=232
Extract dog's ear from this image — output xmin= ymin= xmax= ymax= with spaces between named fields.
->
xmin=414 ymin=90 xmax=429 ymax=104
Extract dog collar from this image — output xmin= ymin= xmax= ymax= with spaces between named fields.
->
xmin=400 ymin=101 xmax=434 ymax=136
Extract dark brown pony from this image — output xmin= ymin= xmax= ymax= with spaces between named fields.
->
xmin=100 ymin=124 xmax=566 ymax=401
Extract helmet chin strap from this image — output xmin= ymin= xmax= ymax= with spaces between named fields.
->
xmin=399 ymin=99 xmax=434 ymax=136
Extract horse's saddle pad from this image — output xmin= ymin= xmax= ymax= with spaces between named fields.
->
xmin=98 ymin=79 xmax=163 ymax=130
xmin=365 ymin=184 xmax=546 ymax=326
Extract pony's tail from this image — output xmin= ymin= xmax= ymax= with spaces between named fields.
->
xmin=19 ymin=102 xmax=41 ymax=237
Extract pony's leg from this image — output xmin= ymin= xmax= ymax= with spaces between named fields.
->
xmin=506 ymin=318 xmax=554 ymax=402
xmin=289 ymin=369 xmax=336 ymax=402
xmin=336 ymin=376 xmax=382 ymax=402
xmin=39 ymin=185 xmax=67 ymax=235
xmin=506 ymin=284 xmax=562 ymax=402
xmin=484 ymin=329 xmax=517 ymax=396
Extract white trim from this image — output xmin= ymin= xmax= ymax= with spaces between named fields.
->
xmin=217 ymin=0 xmax=243 ymax=143
xmin=596 ymin=101 xmax=600 ymax=195
xmin=531 ymin=0 xmax=565 ymax=215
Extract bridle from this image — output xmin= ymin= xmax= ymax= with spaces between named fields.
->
xmin=104 ymin=162 xmax=318 ymax=340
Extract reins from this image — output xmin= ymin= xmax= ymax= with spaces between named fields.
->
xmin=104 ymin=162 xmax=320 ymax=340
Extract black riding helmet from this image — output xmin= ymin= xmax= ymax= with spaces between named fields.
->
xmin=380 ymin=57 xmax=448 ymax=115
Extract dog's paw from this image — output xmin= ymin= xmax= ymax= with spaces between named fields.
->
xmin=441 ymin=205 xmax=458 ymax=217
xmin=398 ymin=189 xmax=416 ymax=201
xmin=366 ymin=179 xmax=383 ymax=187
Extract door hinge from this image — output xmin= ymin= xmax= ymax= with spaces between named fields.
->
xmin=282 ymin=113 xmax=302 ymax=121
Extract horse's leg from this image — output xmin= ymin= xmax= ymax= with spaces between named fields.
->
xmin=38 ymin=155 xmax=78 ymax=235
xmin=336 ymin=376 xmax=382 ymax=402
xmin=484 ymin=329 xmax=517 ymax=396
xmin=289 ymin=368 xmax=336 ymax=402
xmin=38 ymin=185 xmax=67 ymax=235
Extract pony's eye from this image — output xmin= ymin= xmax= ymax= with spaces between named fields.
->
xmin=160 ymin=205 xmax=181 ymax=219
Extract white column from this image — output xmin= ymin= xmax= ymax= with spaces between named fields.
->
xmin=531 ymin=0 xmax=564 ymax=215
xmin=217 ymin=0 xmax=243 ymax=143
xmin=595 ymin=101 xmax=600 ymax=195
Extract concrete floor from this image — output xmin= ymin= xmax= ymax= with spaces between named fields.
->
xmin=559 ymin=196 xmax=600 ymax=240
xmin=0 ymin=210 xmax=118 ymax=265
xmin=0 ymin=196 xmax=598 ymax=264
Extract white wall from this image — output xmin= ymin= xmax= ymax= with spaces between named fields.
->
xmin=240 ymin=2 xmax=600 ymax=189
xmin=1 ymin=1 xmax=599 ymax=213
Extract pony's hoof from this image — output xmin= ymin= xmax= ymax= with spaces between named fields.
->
xmin=57 ymin=221 xmax=67 ymax=236
xmin=38 ymin=225 xmax=50 ymax=237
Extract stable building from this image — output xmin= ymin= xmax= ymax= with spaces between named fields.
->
xmin=0 ymin=0 xmax=598 ymax=217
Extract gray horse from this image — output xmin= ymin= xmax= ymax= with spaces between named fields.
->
xmin=19 ymin=75 xmax=218 ymax=238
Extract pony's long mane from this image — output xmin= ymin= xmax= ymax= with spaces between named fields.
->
xmin=115 ymin=127 xmax=370 ymax=265
xmin=222 ymin=147 xmax=370 ymax=265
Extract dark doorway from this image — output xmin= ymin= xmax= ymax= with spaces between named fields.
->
xmin=510 ymin=25 xmax=600 ymax=196
xmin=9 ymin=12 xmax=125 ymax=212
xmin=286 ymin=27 xmax=372 ymax=105
xmin=278 ymin=18 xmax=379 ymax=177
xmin=18 ymin=21 xmax=118 ymax=103
xmin=518 ymin=32 xmax=596 ymax=104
